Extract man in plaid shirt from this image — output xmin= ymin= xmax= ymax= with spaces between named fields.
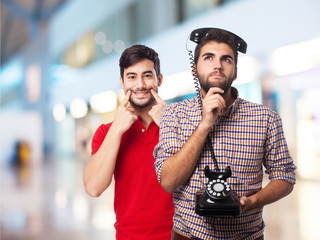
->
xmin=154 ymin=28 xmax=296 ymax=240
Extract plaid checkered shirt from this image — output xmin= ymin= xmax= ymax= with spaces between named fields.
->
xmin=154 ymin=87 xmax=296 ymax=240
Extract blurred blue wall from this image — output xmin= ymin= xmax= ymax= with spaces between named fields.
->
xmin=1 ymin=0 xmax=319 ymax=164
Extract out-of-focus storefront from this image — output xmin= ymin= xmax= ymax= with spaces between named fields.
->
xmin=1 ymin=1 xmax=320 ymax=239
xmin=262 ymin=38 xmax=320 ymax=181
xmin=1 ymin=0 xmax=319 ymax=181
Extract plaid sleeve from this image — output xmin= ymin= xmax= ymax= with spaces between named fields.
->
xmin=264 ymin=112 xmax=296 ymax=184
xmin=154 ymin=104 xmax=183 ymax=183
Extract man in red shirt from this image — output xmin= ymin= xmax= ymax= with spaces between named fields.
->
xmin=83 ymin=45 xmax=174 ymax=239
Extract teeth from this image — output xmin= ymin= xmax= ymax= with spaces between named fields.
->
xmin=133 ymin=91 xmax=148 ymax=94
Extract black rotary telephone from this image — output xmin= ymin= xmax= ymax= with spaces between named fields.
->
xmin=194 ymin=137 xmax=242 ymax=217
xmin=187 ymin=27 xmax=247 ymax=217
xmin=195 ymin=164 xmax=241 ymax=217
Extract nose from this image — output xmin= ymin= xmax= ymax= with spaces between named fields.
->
xmin=136 ymin=76 xmax=146 ymax=89
xmin=213 ymin=59 xmax=222 ymax=70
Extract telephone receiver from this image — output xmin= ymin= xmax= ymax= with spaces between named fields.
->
xmin=190 ymin=27 xmax=247 ymax=54
xmin=195 ymin=165 xmax=241 ymax=217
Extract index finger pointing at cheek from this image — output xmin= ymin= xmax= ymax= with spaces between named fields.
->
xmin=150 ymin=89 xmax=165 ymax=104
xmin=121 ymin=90 xmax=131 ymax=106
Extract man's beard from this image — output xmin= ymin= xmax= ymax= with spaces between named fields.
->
xmin=129 ymin=89 xmax=155 ymax=109
xmin=198 ymin=71 xmax=234 ymax=94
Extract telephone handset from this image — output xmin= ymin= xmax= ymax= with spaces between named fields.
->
xmin=186 ymin=27 xmax=246 ymax=217
xmin=189 ymin=27 xmax=247 ymax=54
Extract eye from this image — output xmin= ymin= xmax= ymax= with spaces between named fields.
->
xmin=204 ymin=55 xmax=212 ymax=61
xmin=127 ymin=75 xmax=136 ymax=80
xmin=222 ymin=57 xmax=232 ymax=63
xmin=144 ymin=74 xmax=153 ymax=78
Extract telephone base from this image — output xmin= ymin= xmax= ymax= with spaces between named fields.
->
xmin=195 ymin=190 xmax=241 ymax=217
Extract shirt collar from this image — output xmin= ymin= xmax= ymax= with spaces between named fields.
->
xmin=133 ymin=116 xmax=157 ymax=131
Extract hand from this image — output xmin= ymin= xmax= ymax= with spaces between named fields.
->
xmin=240 ymin=196 xmax=253 ymax=212
xmin=148 ymin=89 xmax=167 ymax=126
xmin=113 ymin=90 xmax=138 ymax=134
xmin=240 ymin=180 xmax=293 ymax=213
xmin=201 ymin=87 xmax=226 ymax=129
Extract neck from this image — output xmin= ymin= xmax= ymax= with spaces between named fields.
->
xmin=134 ymin=105 xmax=154 ymax=128
xmin=222 ymin=87 xmax=235 ymax=109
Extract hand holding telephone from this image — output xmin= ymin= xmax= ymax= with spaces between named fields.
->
xmin=195 ymin=165 xmax=241 ymax=217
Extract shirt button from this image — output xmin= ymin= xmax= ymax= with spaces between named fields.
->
xmin=142 ymin=129 xmax=145 ymax=132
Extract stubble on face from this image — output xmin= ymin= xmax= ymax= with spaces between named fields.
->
xmin=196 ymin=41 xmax=237 ymax=95
xmin=129 ymin=88 xmax=156 ymax=109
xmin=197 ymin=70 xmax=235 ymax=94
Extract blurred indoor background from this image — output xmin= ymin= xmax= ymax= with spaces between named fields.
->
xmin=1 ymin=0 xmax=319 ymax=239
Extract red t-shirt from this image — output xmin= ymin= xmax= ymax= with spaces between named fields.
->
xmin=91 ymin=119 xmax=174 ymax=240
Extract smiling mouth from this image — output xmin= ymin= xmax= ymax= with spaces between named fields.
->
xmin=131 ymin=89 xmax=151 ymax=97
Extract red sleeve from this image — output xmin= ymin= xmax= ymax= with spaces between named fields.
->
xmin=91 ymin=123 xmax=112 ymax=156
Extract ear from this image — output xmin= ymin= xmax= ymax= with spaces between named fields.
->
xmin=233 ymin=67 xmax=238 ymax=81
xmin=157 ymin=73 xmax=163 ymax=87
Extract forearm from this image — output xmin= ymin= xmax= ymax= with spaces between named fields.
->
xmin=83 ymin=126 xmax=122 ymax=197
xmin=241 ymin=180 xmax=294 ymax=212
xmin=160 ymin=123 xmax=211 ymax=193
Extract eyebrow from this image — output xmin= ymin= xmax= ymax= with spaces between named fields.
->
xmin=142 ymin=70 xmax=154 ymax=75
xmin=202 ymin=52 xmax=234 ymax=60
xmin=125 ymin=70 xmax=154 ymax=76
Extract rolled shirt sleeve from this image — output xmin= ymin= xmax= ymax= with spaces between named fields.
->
xmin=264 ymin=113 xmax=296 ymax=184
xmin=154 ymin=104 xmax=181 ymax=183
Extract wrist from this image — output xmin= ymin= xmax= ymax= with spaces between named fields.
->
xmin=198 ymin=120 xmax=213 ymax=134
xmin=109 ymin=123 xmax=126 ymax=136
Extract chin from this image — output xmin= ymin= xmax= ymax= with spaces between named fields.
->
xmin=130 ymin=98 xmax=154 ymax=109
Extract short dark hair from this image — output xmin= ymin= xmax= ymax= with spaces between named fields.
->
xmin=119 ymin=44 xmax=160 ymax=79
xmin=194 ymin=29 xmax=239 ymax=66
